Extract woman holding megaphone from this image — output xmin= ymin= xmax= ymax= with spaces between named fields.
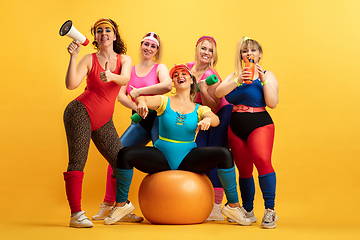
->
xmin=62 ymin=18 xmax=132 ymax=228
xmin=186 ymin=36 xmax=233 ymax=221
xmin=92 ymin=32 xmax=172 ymax=223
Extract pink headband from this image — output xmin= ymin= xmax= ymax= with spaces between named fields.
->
xmin=142 ymin=32 xmax=160 ymax=46
xmin=196 ymin=36 xmax=217 ymax=47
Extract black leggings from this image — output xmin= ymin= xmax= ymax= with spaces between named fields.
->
xmin=117 ymin=146 xmax=234 ymax=174
xmin=64 ymin=100 xmax=122 ymax=172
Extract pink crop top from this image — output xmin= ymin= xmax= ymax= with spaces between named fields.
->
xmin=186 ymin=62 xmax=229 ymax=113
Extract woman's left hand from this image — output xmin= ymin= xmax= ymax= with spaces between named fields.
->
xmin=129 ymin=85 xmax=141 ymax=99
xmin=99 ymin=62 xmax=115 ymax=82
xmin=256 ymin=64 xmax=267 ymax=84
xmin=196 ymin=118 xmax=211 ymax=132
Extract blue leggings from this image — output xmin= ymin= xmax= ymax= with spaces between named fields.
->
xmin=196 ymin=104 xmax=232 ymax=188
xmin=120 ymin=114 xmax=159 ymax=147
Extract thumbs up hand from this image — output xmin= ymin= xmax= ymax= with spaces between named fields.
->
xmin=99 ymin=62 xmax=114 ymax=82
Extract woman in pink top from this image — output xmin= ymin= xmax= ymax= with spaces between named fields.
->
xmin=92 ymin=32 xmax=172 ymax=222
xmin=63 ymin=18 xmax=132 ymax=228
xmin=187 ymin=36 xmax=233 ymax=221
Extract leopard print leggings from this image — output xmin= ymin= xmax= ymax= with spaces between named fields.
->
xmin=63 ymin=100 xmax=122 ymax=172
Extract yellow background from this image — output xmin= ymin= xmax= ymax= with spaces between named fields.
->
xmin=1 ymin=0 xmax=360 ymax=239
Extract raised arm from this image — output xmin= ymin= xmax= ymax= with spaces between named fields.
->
xmin=197 ymin=71 xmax=221 ymax=112
xmin=257 ymin=65 xmax=279 ymax=109
xmin=215 ymin=73 xmax=239 ymax=99
xmin=65 ymin=41 xmax=91 ymax=90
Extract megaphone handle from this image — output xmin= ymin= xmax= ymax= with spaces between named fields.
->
xmin=67 ymin=40 xmax=80 ymax=54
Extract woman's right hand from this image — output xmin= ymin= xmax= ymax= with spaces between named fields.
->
xmin=67 ymin=40 xmax=81 ymax=55
xmin=238 ymin=67 xmax=252 ymax=83
xmin=136 ymin=100 xmax=149 ymax=119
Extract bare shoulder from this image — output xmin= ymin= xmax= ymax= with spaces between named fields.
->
xmin=157 ymin=63 xmax=169 ymax=71
xmin=264 ymin=70 xmax=275 ymax=77
xmin=120 ymin=54 xmax=132 ymax=63
xmin=81 ymin=53 xmax=93 ymax=62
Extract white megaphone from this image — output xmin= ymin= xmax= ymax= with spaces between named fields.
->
xmin=59 ymin=20 xmax=89 ymax=46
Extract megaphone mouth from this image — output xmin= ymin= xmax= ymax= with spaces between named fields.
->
xmin=59 ymin=20 xmax=73 ymax=36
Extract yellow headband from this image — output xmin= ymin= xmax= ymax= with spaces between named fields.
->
xmin=92 ymin=19 xmax=116 ymax=35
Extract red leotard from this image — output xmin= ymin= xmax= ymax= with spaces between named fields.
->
xmin=76 ymin=53 xmax=122 ymax=131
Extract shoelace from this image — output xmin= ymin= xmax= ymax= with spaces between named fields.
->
xmin=263 ymin=210 xmax=274 ymax=223
xmin=126 ymin=213 xmax=137 ymax=218
xmin=108 ymin=206 xmax=119 ymax=217
xmin=98 ymin=204 xmax=112 ymax=215
xmin=175 ymin=112 xmax=186 ymax=125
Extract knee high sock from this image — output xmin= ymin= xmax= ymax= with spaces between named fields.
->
xmin=103 ymin=165 xmax=116 ymax=203
xmin=239 ymin=176 xmax=255 ymax=212
xmin=115 ymin=168 xmax=133 ymax=203
xmin=217 ymin=166 xmax=239 ymax=204
xmin=214 ymin=188 xmax=224 ymax=205
xmin=259 ymin=172 xmax=276 ymax=209
xmin=63 ymin=171 xmax=84 ymax=214
xmin=209 ymin=167 xmax=224 ymax=204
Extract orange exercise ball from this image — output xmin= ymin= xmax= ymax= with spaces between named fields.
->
xmin=138 ymin=170 xmax=214 ymax=224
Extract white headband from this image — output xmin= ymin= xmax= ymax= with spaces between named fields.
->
xmin=142 ymin=33 xmax=159 ymax=47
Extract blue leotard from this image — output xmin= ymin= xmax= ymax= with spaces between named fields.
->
xmin=154 ymin=97 xmax=200 ymax=170
xmin=225 ymin=79 xmax=266 ymax=107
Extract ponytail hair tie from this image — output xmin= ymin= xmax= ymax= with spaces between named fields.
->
xmin=243 ymin=36 xmax=251 ymax=42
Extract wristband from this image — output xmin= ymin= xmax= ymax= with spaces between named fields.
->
xmin=234 ymin=78 xmax=242 ymax=87
xmin=261 ymin=79 xmax=268 ymax=86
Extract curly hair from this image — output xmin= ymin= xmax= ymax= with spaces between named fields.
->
xmin=91 ymin=18 xmax=127 ymax=54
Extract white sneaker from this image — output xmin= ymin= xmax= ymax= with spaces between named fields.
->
xmin=104 ymin=202 xmax=135 ymax=225
xmin=227 ymin=209 xmax=257 ymax=223
xmin=92 ymin=203 xmax=113 ymax=220
xmin=119 ymin=213 xmax=144 ymax=223
xmin=261 ymin=208 xmax=278 ymax=229
xmin=221 ymin=204 xmax=252 ymax=226
xmin=206 ymin=203 xmax=224 ymax=221
xmin=70 ymin=211 xmax=93 ymax=228
xmin=93 ymin=203 xmax=143 ymax=222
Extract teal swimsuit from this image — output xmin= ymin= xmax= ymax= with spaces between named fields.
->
xmin=154 ymin=99 xmax=199 ymax=170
